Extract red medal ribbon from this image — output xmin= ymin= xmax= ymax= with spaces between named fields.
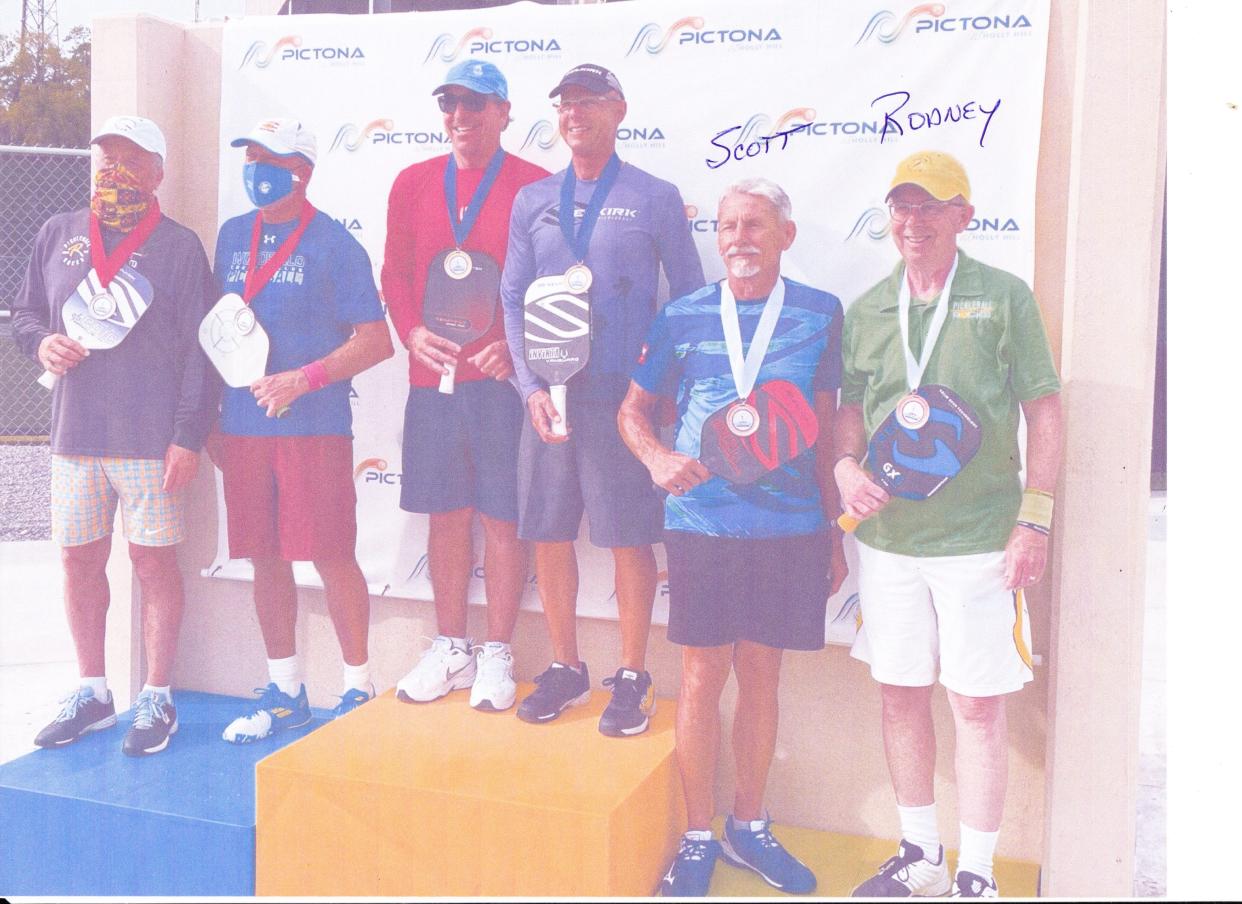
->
xmin=243 ymin=201 xmax=316 ymax=303
xmin=88 ymin=200 xmax=162 ymax=288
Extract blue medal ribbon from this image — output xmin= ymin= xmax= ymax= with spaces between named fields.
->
xmin=558 ymin=153 xmax=621 ymax=264
xmin=444 ymin=149 xmax=506 ymax=248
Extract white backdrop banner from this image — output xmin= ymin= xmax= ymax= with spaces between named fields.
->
xmin=208 ymin=0 xmax=1050 ymax=646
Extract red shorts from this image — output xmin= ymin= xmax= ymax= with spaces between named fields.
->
xmin=218 ymin=434 xmax=358 ymax=562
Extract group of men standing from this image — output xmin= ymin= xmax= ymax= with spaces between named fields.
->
xmin=13 ymin=56 xmax=1060 ymax=899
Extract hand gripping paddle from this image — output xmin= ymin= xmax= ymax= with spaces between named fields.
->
xmin=38 ymin=266 xmax=153 ymax=389
xmin=423 ymin=248 xmax=500 ymax=394
xmin=523 ymin=274 xmax=590 ymax=436
xmin=198 ymin=293 xmax=289 ymax=417
xmin=838 ymin=383 xmax=983 ymax=532
xmin=698 ymin=379 xmax=819 ymax=485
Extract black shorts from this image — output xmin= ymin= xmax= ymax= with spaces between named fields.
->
xmin=664 ymin=529 xmax=832 ymax=651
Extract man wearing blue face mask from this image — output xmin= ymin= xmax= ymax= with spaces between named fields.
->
xmin=207 ymin=118 xmax=394 ymax=743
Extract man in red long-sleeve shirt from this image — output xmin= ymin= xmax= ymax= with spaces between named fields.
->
xmin=381 ymin=59 xmax=548 ymax=713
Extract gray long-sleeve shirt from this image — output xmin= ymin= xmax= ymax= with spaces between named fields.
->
xmin=11 ymin=208 xmax=221 ymax=457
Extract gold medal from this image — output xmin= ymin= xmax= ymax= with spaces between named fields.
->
xmin=565 ymin=263 xmax=593 ymax=294
xmin=726 ymin=401 xmax=760 ymax=437
xmin=444 ymin=249 xmax=473 ymax=281
xmin=895 ymin=392 xmax=930 ymax=429
xmin=88 ymin=292 xmax=117 ymax=320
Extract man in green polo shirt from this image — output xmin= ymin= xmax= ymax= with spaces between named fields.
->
xmin=835 ymin=151 xmax=1062 ymax=899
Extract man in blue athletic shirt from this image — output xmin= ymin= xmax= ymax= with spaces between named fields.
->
xmin=500 ymin=64 xmax=705 ymax=735
xmin=619 ymin=179 xmax=847 ymax=896
xmin=207 ymin=118 xmax=393 ymax=743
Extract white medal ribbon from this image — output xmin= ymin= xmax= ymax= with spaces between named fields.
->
xmin=720 ymin=276 xmax=786 ymax=402
xmin=897 ymin=251 xmax=960 ymax=390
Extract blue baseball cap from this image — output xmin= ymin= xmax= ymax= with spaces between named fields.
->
xmin=433 ymin=59 xmax=509 ymax=101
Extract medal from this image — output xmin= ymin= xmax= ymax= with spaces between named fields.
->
xmin=234 ymin=306 xmax=256 ymax=335
xmin=88 ymin=291 xmax=117 ymax=320
xmin=895 ymin=392 xmax=930 ymax=429
xmin=444 ymin=249 xmax=473 ymax=280
xmin=565 ymin=263 xmax=593 ymax=294
xmin=726 ymin=401 xmax=760 ymax=437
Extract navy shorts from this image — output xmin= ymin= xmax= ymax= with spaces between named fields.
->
xmin=664 ymin=529 xmax=832 ymax=651
xmin=399 ymin=380 xmax=523 ymax=522
xmin=516 ymin=383 xmax=663 ymax=548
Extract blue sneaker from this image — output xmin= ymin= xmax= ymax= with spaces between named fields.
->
xmin=222 ymin=682 xmax=312 ymax=743
xmin=721 ymin=813 xmax=817 ymax=893
xmin=333 ymin=686 xmax=374 ymax=718
xmin=660 ymin=832 xmax=720 ymax=897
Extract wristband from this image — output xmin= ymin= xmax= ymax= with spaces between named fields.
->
xmin=301 ymin=360 xmax=330 ymax=392
xmin=1017 ymin=488 xmax=1054 ymax=534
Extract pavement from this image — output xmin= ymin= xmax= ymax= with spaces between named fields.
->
xmin=0 ymin=494 xmax=1169 ymax=895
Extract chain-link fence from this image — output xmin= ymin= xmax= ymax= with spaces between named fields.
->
xmin=1 ymin=145 xmax=90 ymax=441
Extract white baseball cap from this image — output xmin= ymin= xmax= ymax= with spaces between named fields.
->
xmin=230 ymin=118 xmax=318 ymax=165
xmin=91 ymin=115 xmax=167 ymax=161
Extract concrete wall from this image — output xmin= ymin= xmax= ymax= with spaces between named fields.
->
xmin=91 ymin=1 xmax=1165 ymax=889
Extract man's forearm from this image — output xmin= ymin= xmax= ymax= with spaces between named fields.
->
xmin=320 ymin=321 xmax=394 ymax=383
xmin=617 ymin=384 xmax=669 ymax=469
xmin=1022 ymin=392 xmax=1062 ymax=493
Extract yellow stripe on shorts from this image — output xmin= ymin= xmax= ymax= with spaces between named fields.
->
xmin=1012 ymin=588 xmax=1034 ymax=670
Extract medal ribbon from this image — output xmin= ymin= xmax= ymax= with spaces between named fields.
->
xmin=897 ymin=251 xmax=960 ymax=390
xmin=444 ymin=149 xmax=506 ymax=249
xmin=88 ymin=200 xmax=162 ymax=288
xmin=558 ymin=153 xmax=621 ymax=263
xmin=719 ymin=276 xmax=786 ymax=403
xmin=243 ymin=201 xmax=316 ymax=303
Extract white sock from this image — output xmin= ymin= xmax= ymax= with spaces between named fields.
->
xmin=482 ymin=640 xmax=510 ymax=655
xmin=684 ymin=829 xmax=713 ymax=841
xmin=142 ymin=684 xmax=171 ymax=701
xmin=957 ymin=824 xmax=998 ymax=881
xmin=343 ymin=660 xmax=372 ymax=696
xmin=730 ymin=814 xmax=767 ymax=832
xmin=897 ymin=803 xmax=941 ymax=860
xmin=81 ymin=676 xmax=109 ymax=701
xmin=444 ymin=635 xmax=470 ymax=652
xmin=267 ymin=655 xmax=303 ymax=697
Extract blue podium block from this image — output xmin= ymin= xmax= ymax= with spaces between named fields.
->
xmin=0 ymin=690 xmax=328 ymax=896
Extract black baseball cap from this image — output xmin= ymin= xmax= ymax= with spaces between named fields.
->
xmin=548 ymin=63 xmax=624 ymax=99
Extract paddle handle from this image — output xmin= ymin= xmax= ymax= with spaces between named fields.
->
xmin=837 ymin=513 xmax=862 ymax=534
xmin=550 ymin=384 xmax=568 ymax=436
xmin=37 ymin=370 xmax=58 ymax=390
xmin=439 ymin=361 xmax=457 ymax=395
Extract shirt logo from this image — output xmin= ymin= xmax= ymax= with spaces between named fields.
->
xmin=263 ymin=234 xmax=278 ymax=245
xmin=638 ymin=343 xmax=649 ymax=364
xmin=952 ymin=300 xmax=994 ymax=320
xmin=61 ymin=235 xmax=89 ymax=267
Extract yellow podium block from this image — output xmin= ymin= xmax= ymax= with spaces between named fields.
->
xmin=255 ymin=686 xmax=684 ymax=896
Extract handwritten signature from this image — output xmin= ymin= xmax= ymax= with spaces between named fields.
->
xmin=871 ymin=90 xmax=1002 ymax=147
xmin=705 ymin=123 xmax=810 ymax=170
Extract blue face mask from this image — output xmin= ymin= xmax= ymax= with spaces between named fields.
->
xmin=243 ymin=161 xmax=299 ymax=207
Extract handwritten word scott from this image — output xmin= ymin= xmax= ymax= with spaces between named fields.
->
xmin=705 ymin=123 xmax=809 ymax=169
xmin=871 ymin=91 xmax=1002 ymax=148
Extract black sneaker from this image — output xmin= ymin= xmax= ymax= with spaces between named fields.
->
xmin=950 ymin=870 xmax=999 ymax=898
xmin=599 ymin=668 xmax=655 ymax=737
xmin=122 ymin=690 xmax=179 ymax=757
xmin=516 ymin=661 xmax=590 ymax=723
xmin=33 ymin=686 xmax=117 ymax=748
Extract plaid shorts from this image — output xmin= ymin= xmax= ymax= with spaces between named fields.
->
xmin=51 ymin=454 xmax=186 ymax=548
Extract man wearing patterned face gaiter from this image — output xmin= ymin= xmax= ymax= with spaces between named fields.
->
xmin=11 ymin=115 xmax=221 ymax=758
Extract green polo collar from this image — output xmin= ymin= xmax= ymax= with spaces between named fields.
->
xmin=877 ymin=248 xmax=985 ymax=312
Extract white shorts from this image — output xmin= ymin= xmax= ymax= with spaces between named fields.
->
xmin=849 ymin=542 xmax=1034 ymax=697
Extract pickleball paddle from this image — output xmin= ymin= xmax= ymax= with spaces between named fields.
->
xmin=698 ymin=379 xmax=819 ymax=485
xmin=523 ymin=274 xmax=590 ymax=436
xmin=837 ymin=383 xmax=983 ymax=532
xmin=423 ymin=248 xmax=500 ymax=394
xmin=198 ymin=292 xmax=288 ymax=417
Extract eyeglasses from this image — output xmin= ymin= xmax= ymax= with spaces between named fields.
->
xmin=437 ymin=93 xmax=489 ymax=114
xmin=888 ymin=200 xmax=966 ymax=221
xmin=553 ymin=95 xmax=615 ymax=115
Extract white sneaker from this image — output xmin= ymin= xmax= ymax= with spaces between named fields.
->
xmin=470 ymin=641 xmax=517 ymax=712
xmin=396 ymin=636 xmax=476 ymax=703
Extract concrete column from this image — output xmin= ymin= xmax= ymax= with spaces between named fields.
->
xmin=1040 ymin=0 xmax=1166 ymax=896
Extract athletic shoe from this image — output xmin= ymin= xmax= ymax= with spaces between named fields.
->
xmin=396 ymin=635 xmax=476 ymax=703
xmin=33 ymin=686 xmax=117 ymax=748
xmin=332 ymin=685 xmax=374 ymax=718
xmin=122 ymin=690 xmax=178 ymax=757
xmin=598 ymin=667 xmax=655 ymax=737
xmin=516 ymin=661 xmax=591 ymax=723
xmin=950 ymin=870 xmax=999 ymax=898
xmin=221 ymin=682 xmax=312 ymax=743
xmin=470 ymin=642 xmax=517 ymax=712
xmin=721 ymin=813 xmax=817 ymax=893
xmin=851 ymin=840 xmax=951 ymax=897
xmin=659 ymin=833 xmax=720 ymax=897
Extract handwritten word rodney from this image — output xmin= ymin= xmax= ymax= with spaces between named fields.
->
xmin=705 ymin=123 xmax=809 ymax=169
xmin=871 ymin=91 xmax=1002 ymax=148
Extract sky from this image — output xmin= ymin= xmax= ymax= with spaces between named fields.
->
xmin=1 ymin=0 xmax=249 ymax=40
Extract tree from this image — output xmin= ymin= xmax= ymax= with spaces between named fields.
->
xmin=0 ymin=25 xmax=91 ymax=147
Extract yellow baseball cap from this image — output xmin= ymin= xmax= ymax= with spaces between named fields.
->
xmin=887 ymin=151 xmax=971 ymax=202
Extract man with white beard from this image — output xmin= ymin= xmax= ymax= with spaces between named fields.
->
xmin=619 ymin=178 xmax=847 ymax=896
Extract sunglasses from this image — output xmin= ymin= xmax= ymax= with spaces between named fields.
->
xmin=436 ymin=93 xmax=490 ymax=114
